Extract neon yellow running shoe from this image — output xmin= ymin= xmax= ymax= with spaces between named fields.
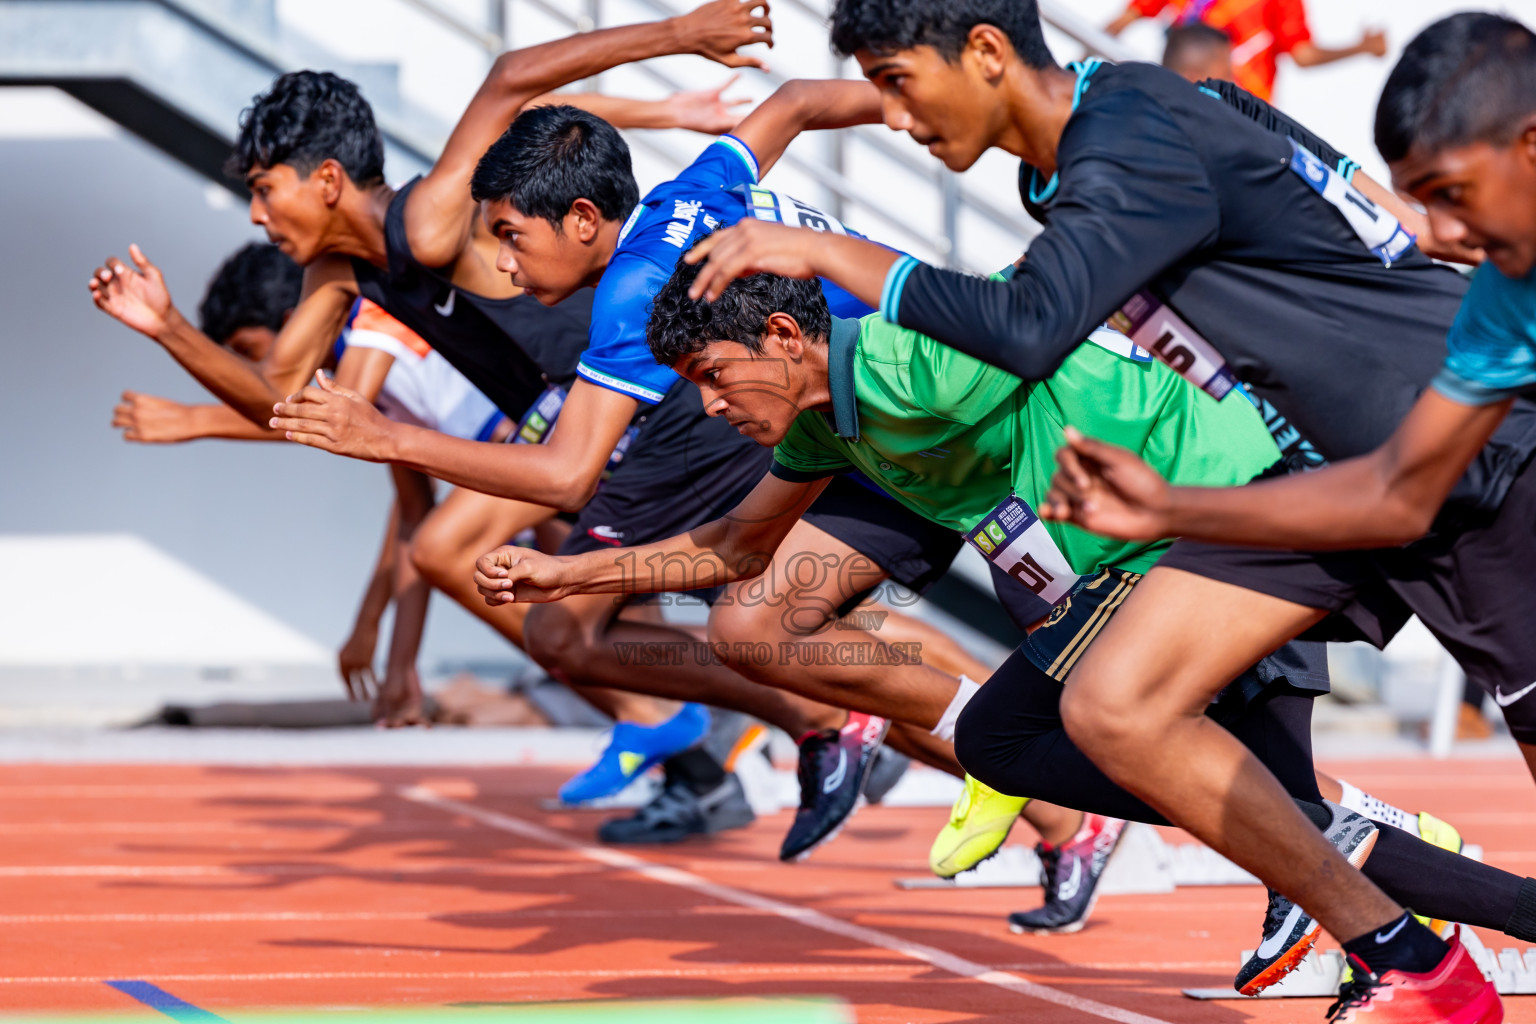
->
xmin=930 ymin=774 xmax=1026 ymax=878
xmin=1418 ymin=811 xmax=1465 ymax=937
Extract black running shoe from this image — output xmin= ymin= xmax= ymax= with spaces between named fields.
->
xmin=863 ymin=746 xmax=910 ymax=805
xmin=779 ymin=712 xmax=890 ymax=862
xmin=597 ymin=774 xmax=755 ymax=845
xmin=1007 ymin=814 xmax=1127 ymax=934
xmin=1233 ymin=801 xmax=1378 ymax=994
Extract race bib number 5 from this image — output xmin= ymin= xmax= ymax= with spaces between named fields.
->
xmin=966 ymin=496 xmax=1079 ymax=606
xmin=1109 ymin=291 xmax=1240 ymax=401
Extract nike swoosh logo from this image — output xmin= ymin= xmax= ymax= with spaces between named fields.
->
xmin=1495 ymin=680 xmax=1536 ymax=708
xmin=1056 ymin=858 xmax=1083 ymax=902
xmin=1374 ymin=916 xmax=1410 ymax=944
xmin=434 ymin=289 xmax=456 ymax=317
xmin=823 ymin=749 xmax=848 ymax=793
xmin=1255 ymin=903 xmax=1308 ymax=959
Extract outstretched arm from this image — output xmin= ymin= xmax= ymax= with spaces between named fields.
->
xmin=90 ymin=247 xmax=358 ymax=425
xmin=114 ymin=393 xmax=287 ymax=443
xmin=727 ymin=77 xmax=881 ymax=179
xmin=1041 ymin=390 xmax=1513 ymax=550
xmin=542 ymin=78 xmax=751 ymax=136
xmin=270 ymin=375 xmax=636 ymax=510
xmin=405 ymin=0 xmax=772 ymax=268
xmin=111 ymin=343 xmax=395 ymax=444
xmin=474 ymin=472 xmax=829 ymax=603
xmin=1290 ymin=29 xmax=1387 ymax=68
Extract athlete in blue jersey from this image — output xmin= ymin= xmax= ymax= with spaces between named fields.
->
xmin=578 ymin=133 xmax=876 ymax=405
xmin=271 ymin=78 xmax=1038 ymax=859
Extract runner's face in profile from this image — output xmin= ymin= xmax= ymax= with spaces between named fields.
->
xmin=857 ymin=45 xmax=994 ymax=172
xmin=1394 ymin=126 xmax=1536 ymax=279
xmin=481 ymin=198 xmax=592 ymax=305
xmin=244 ymin=163 xmax=335 ymax=266
xmin=676 ymin=335 xmax=808 ymax=446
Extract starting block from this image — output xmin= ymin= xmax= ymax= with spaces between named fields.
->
xmin=1183 ymin=925 xmax=1536 ymax=999
xmin=895 ymin=822 xmax=1259 ymax=893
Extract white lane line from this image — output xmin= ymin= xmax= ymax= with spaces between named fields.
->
xmin=402 ymin=786 xmax=1175 ymax=1024
xmin=0 ymin=861 xmax=599 ymax=878
xmin=0 ymin=907 xmax=764 ymax=924
xmin=0 ymin=783 xmax=384 ymax=799
xmin=0 ymin=962 xmax=1234 ymax=986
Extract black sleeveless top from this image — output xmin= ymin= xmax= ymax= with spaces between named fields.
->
xmin=351 ymin=177 xmax=594 ymax=420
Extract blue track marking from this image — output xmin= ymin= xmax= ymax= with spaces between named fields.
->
xmin=105 ymin=981 xmax=229 ymax=1022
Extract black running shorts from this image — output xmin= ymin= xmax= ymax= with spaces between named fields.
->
xmin=1158 ymin=458 xmax=1536 ymax=742
xmin=799 ymin=474 xmax=963 ymax=599
xmin=1022 ymin=567 xmax=1331 ymax=701
xmin=559 ymin=379 xmax=772 ymax=557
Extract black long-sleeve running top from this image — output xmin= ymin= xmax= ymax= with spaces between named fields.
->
xmin=886 ymin=61 xmax=1536 ymax=513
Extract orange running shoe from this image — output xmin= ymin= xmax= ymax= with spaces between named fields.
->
xmin=1327 ymin=934 xmax=1502 ymax=1023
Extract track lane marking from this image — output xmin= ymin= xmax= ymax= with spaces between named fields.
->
xmin=401 ymin=786 xmax=1176 ymax=1024
xmin=1 ymin=962 xmax=1233 ymax=985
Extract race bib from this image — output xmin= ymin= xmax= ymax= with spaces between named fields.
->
xmin=1109 ymin=291 xmax=1241 ymax=401
xmin=738 ymin=185 xmax=850 ymax=235
xmin=965 ymin=495 xmax=1079 ymax=606
xmin=1086 ymin=325 xmax=1153 ymax=362
xmin=1287 ymin=139 xmax=1416 ymax=267
xmin=513 ymin=384 xmax=638 ymax=478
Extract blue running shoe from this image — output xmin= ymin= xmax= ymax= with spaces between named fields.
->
xmin=559 ymin=703 xmax=710 ymax=805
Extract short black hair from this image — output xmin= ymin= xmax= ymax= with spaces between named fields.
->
xmin=647 ymin=253 xmax=831 ymax=367
xmin=198 ymin=242 xmax=303 ymax=345
xmin=829 ymin=0 xmax=1056 ymax=68
xmin=470 ymin=105 xmax=640 ymax=229
xmin=1162 ymin=22 xmax=1230 ymax=73
xmin=1376 ymin=13 xmax=1536 ymax=164
xmin=228 ymin=70 xmax=385 ymax=186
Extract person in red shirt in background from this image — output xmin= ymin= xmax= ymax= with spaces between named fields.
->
xmin=1106 ymin=0 xmax=1386 ymax=101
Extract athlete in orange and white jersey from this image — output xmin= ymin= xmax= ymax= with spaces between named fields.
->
xmin=336 ymin=299 xmax=507 ymax=443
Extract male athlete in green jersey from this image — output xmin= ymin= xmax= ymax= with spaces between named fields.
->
xmin=469 ymin=264 xmax=1536 ymax=961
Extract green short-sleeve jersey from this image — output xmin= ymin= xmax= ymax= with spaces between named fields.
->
xmin=772 ymin=315 xmax=1281 ymax=576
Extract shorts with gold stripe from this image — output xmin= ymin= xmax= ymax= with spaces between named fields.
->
xmin=1019 ymin=566 xmax=1331 ymax=707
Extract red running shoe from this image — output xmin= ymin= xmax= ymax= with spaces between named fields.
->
xmin=1328 ymin=934 xmax=1502 ymax=1023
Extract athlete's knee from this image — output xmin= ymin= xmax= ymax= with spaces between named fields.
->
xmin=1059 ymin=669 xmax=1157 ymax=765
xmin=409 ymin=515 xmax=463 ymax=587
xmin=523 ymin=605 xmax=594 ymax=678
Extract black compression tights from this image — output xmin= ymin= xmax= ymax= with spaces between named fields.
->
xmin=955 ymin=646 xmax=1536 ymax=940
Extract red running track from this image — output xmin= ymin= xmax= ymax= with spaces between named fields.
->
xmin=0 ymin=758 xmax=1531 ymax=1023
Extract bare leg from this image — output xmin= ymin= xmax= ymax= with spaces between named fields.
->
xmin=1021 ymin=800 xmax=1082 ymax=846
xmin=862 ymin=601 xmax=1000 ymax=679
xmin=709 ymin=519 xmax=967 ymax=729
xmin=888 ymin=723 xmax=964 ymax=776
xmin=411 ymin=486 xmax=661 ymax=720
xmin=523 ymin=592 xmax=832 ymax=737
xmin=410 ymin=486 xmax=552 ymax=649
xmin=1060 ymin=567 xmax=1402 ymax=942
xmin=377 ymin=466 xmax=436 ymax=726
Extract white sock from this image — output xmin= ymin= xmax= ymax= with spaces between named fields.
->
xmin=1337 ymin=778 xmax=1420 ymax=837
xmin=931 ymin=675 xmax=981 ymax=742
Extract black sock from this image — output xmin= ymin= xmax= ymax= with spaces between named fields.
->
xmin=1342 ymin=912 xmax=1448 ymax=976
xmin=663 ymin=746 xmax=727 ymax=796
xmin=1506 ymin=878 xmax=1536 ymax=942
xmin=1362 ymin=825 xmax=1528 ymax=934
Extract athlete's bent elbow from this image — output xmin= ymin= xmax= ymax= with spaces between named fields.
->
xmin=1371 ymin=496 xmax=1437 ymax=548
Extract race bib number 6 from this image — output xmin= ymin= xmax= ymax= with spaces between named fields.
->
xmin=965 ymin=495 xmax=1079 ymax=606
